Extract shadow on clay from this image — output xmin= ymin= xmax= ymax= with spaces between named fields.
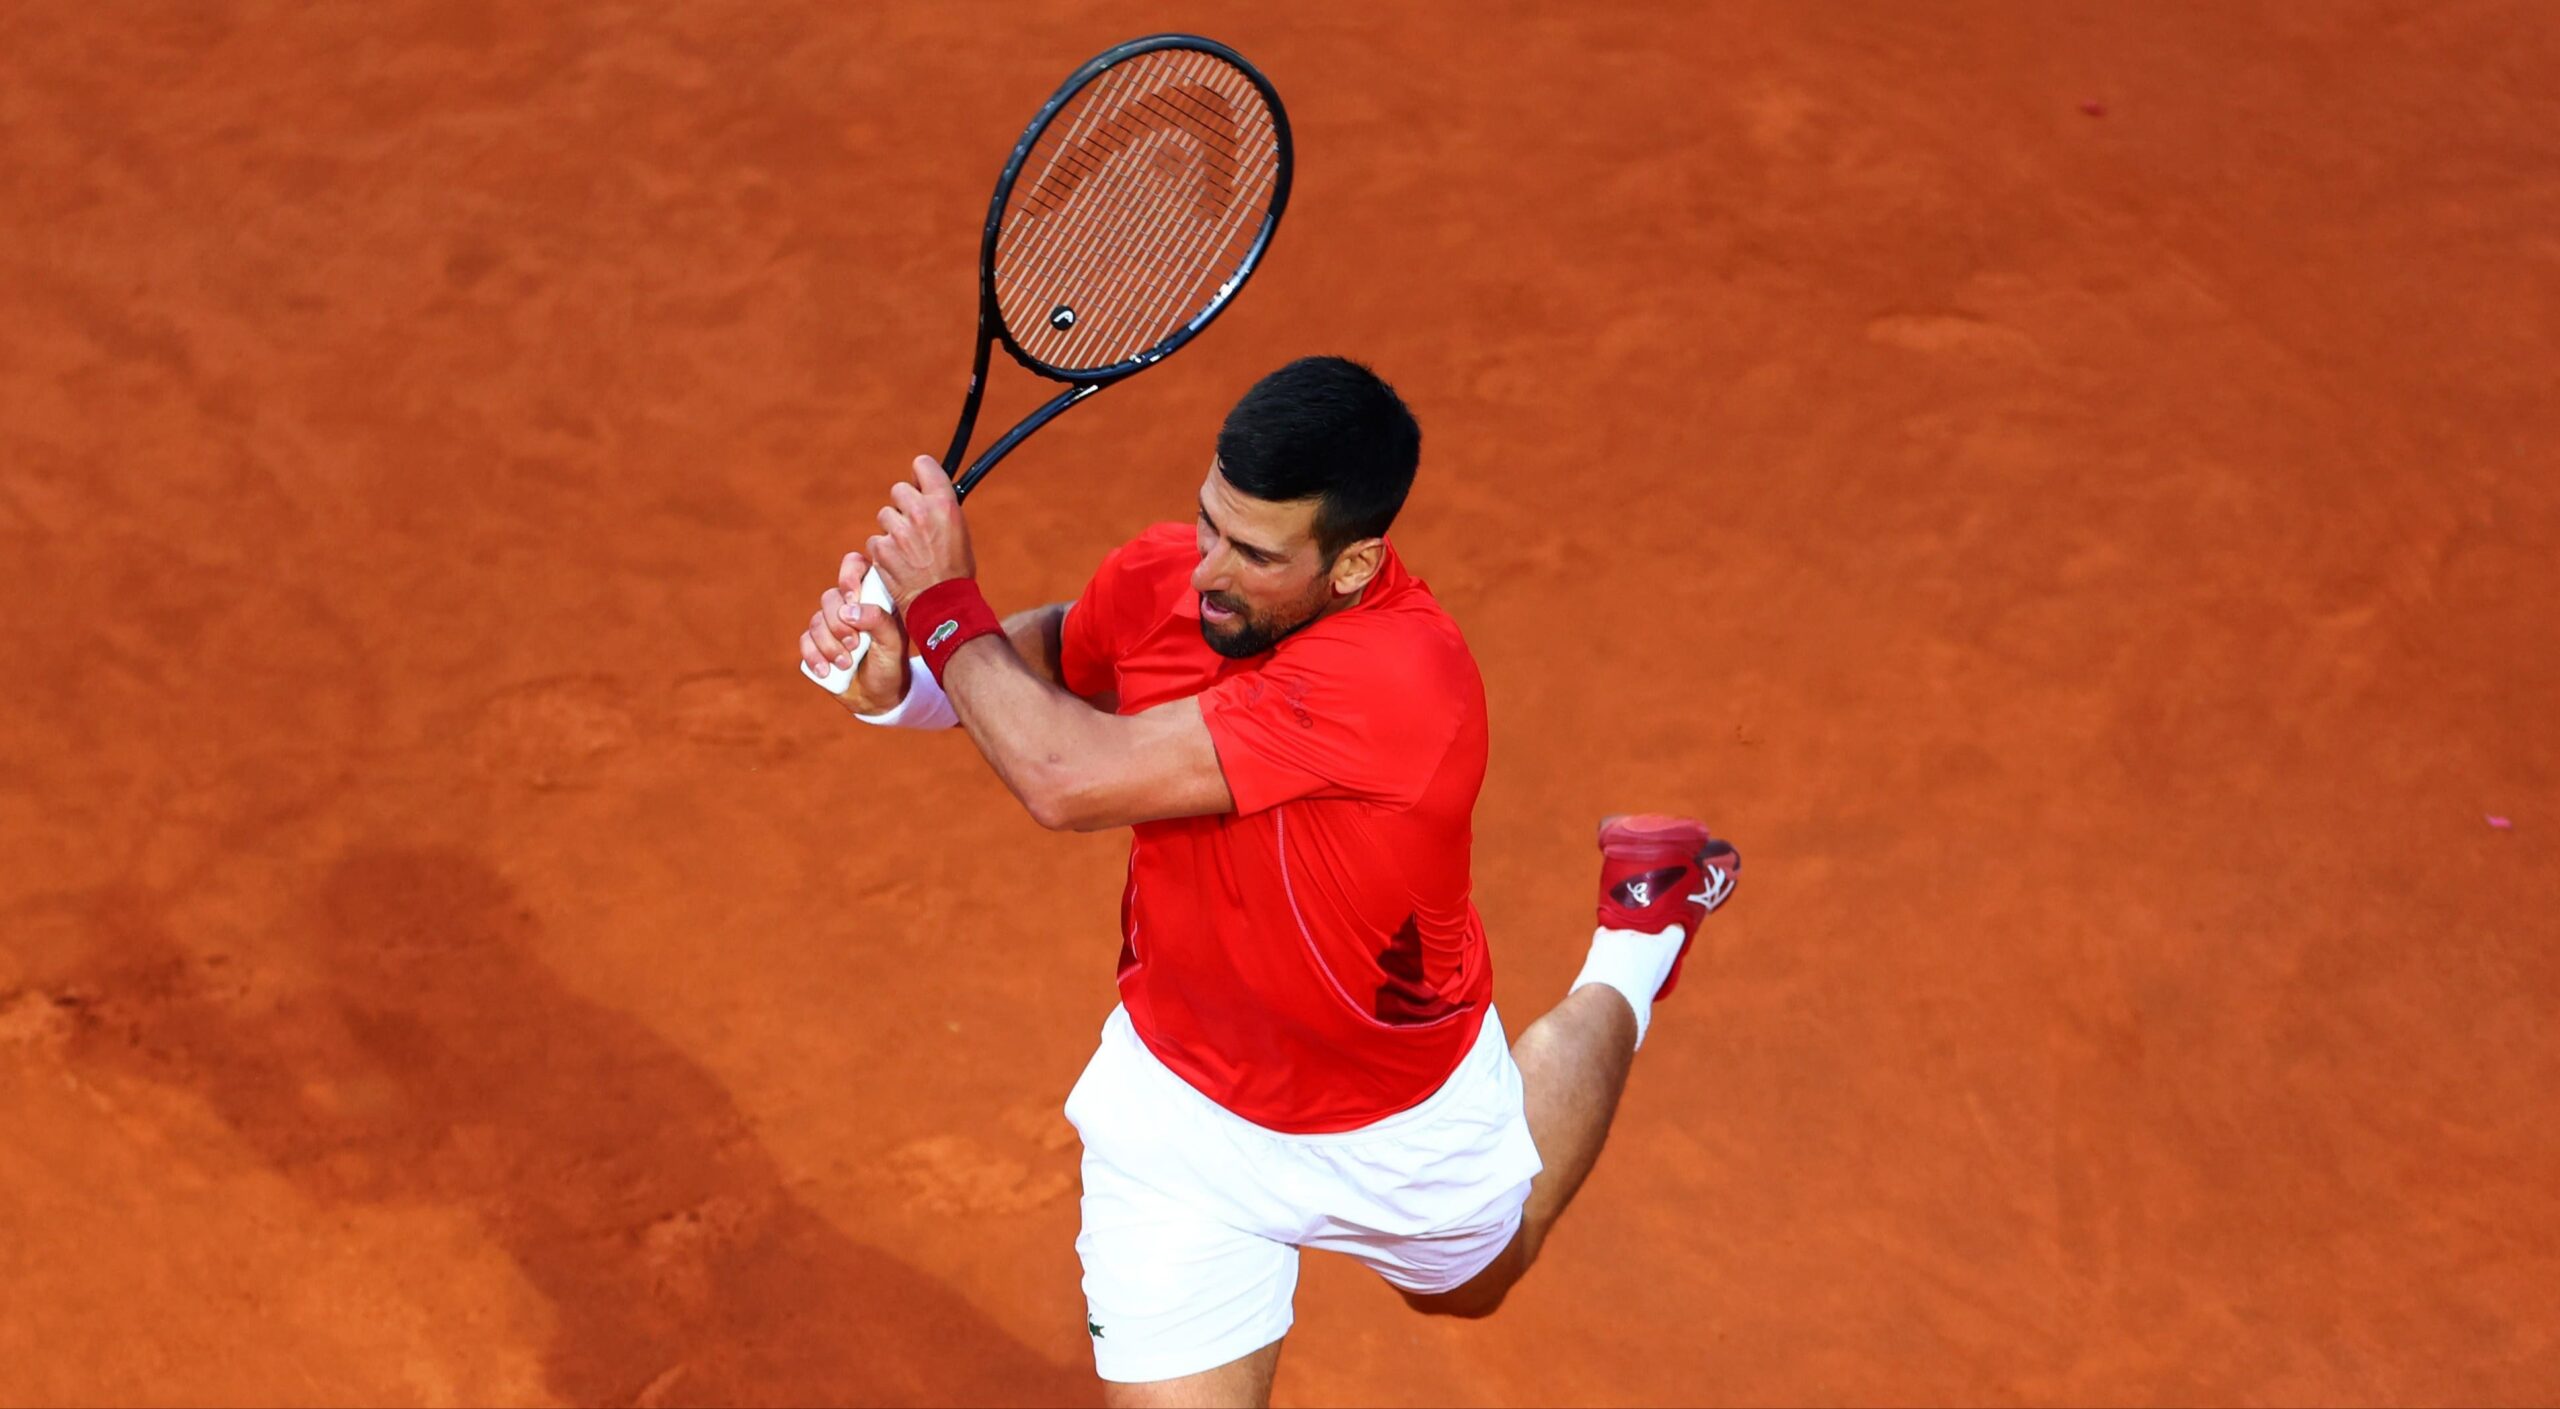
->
xmin=61 ymin=847 xmax=1091 ymax=1408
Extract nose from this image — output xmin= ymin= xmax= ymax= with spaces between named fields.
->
xmin=1190 ymin=550 xmax=1230 ymax=597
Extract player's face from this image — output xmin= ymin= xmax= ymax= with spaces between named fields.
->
xmin=1192 ymin=464 xmax=1337 ymax=659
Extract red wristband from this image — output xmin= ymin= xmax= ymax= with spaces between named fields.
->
xmin=909 ymin=578 xmax=1003 ymax=685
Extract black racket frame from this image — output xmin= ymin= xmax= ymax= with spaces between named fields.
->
xmin=943 ymin=33 xmax=1294 ymax=499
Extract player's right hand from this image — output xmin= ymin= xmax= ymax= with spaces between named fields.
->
xmin=801 ymin=550 xmax=910 ymax=714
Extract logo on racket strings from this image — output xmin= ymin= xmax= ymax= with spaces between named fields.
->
xmin=1049 ymin=304 xmax=1076 ymax=332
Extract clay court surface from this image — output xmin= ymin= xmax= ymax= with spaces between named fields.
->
xmin=4 ymin=2 xmax=2557 ymax=1404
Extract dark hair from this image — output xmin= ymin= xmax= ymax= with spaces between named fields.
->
xmin=1215 ymin=356 xmax=1421 ymax=560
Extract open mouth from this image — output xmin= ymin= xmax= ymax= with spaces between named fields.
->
xmin=1200 ymin=595 xmax=1238 ymax=623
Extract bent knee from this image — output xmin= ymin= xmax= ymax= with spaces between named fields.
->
xmin=1398 ymin=1228 xmax=1532 ymax=1320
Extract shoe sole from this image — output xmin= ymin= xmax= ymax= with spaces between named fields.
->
xmin=1598 ymin=813 xmax=1711 ymax=856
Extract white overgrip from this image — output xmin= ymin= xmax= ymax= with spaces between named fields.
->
xmin=800 ymin=565 xmax=896 ymax=696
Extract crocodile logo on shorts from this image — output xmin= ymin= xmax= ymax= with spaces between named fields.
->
xmin=926 ymin=620 xmax=959 ymax=650
xmin=1087 ymin=1317 xmax=1105 ymax=1339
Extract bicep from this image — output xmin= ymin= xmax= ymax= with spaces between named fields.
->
xmin=1003 ymin=599 xmax=1117 ymax=706
xmin=1056 ymin=696 xmax=1233 ymax=831
xmin=1002 ymin=602 xmax=1068 ymax=687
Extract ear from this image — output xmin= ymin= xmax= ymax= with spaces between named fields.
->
xmin=1327 ymin=538 xmax=1385 ymax=598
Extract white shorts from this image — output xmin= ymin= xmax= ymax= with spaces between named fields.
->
xmin=1063 ymin=1004 xmax=1543 ymax=1384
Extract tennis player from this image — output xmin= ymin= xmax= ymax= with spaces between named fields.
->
xmin=798 ymin=357 xmax=1739 ymax=1408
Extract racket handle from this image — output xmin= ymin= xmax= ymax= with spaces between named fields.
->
xmin=800 ymin=566 xmax=897 ymax=696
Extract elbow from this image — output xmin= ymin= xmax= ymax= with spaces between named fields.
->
xmin=1023 ymin=792 xmax=1079 ymax=833
xmin=1020 ymin=762 xmax=1112 ymax=833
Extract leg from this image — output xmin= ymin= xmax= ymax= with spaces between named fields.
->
xmin=1102 ymin=1338 xmax=1285 ymax=1409
xmin=1404 ymin=814 xmax=1739 ymax=1318
xmin=1068 ymin=1009 xmax=1302 ymax=1404
xmin=1399 ymin=984 xmax=1638 ymax=1317
xmin=1502 ymin=984 xmax=1643 ymax=1267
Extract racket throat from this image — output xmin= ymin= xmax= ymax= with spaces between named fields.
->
xmin=943 ymin=321 xmax=998 ymax=483
xmin=954 ymin=381 xmax=1101 ymax=498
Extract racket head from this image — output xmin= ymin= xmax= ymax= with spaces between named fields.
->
xmin=978 ymin=34 xmax=1293 ymax=384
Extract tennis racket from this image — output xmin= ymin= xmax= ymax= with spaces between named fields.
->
xmin=806 ymin=33 xmax=1294 ymax=693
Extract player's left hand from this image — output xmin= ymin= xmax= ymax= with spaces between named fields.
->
xmin=866 ymin=455 xmax=976 ymax=610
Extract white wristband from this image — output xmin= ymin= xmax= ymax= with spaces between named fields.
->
xmin=855 ymin=658 xmax=959 ymax=729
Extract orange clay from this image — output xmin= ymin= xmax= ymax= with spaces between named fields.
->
xmin=2 ymin=4 xmax=2553 ymax=1404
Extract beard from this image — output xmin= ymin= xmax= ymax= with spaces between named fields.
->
xmin=1199 ymin=580 xmax=1331 ymax=659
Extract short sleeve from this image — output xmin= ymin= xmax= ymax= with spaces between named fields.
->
xmin=1059 ymin=525 xmax=1186 ymax=702
xmin=1198 ymin=625 xmax=1463 ymax=813
xmin=1058 ymin=591 xmax=1114 ymax=701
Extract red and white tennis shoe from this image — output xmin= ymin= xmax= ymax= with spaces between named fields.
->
xmin=1596 ymin=813 xmax=1741 ymax=999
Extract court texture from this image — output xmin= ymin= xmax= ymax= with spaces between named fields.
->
xmin=2 ymin=2 xmax=2553 ymax=1405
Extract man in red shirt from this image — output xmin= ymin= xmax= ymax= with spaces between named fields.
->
xmin=798 ymin=358 xmax=1739 ymax=1407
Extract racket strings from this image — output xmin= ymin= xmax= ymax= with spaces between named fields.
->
xmin=994 ymin=47 xmax=1283 ymax=373
xmin=1001 ymin=51 xmax=1253 ymax=351
xmin=1051 ymin=120 xmax=1280 ymax=369
xmin=1010 ymin=92 xmax=1224 ymax=322
xmin=1002 ymin=51 xmax=1234 ymax=270
xmin=1041 ymin=102 xmax=1255 ymax=353
xmin=1011 ymin=71 xmax=1259 ymax=195
xmin=1015 ymin=87 xmax=1258 ymax=198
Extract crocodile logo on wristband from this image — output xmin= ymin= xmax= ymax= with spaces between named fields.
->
xmin=910 ymin=579 xmax=1001 ymax=685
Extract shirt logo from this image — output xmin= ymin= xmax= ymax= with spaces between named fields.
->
xmin=1280 ymin=677 xmax=1314 ymax=729
xmin=926 ymin=620 xmax=959 ymax=650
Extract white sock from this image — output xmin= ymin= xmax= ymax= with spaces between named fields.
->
xmin=1568 ymin=924 xmax=1687 ymax=1049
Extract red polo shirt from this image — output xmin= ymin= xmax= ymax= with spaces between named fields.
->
xmin=1058 ymin=522 xmax=1494 ymax=1134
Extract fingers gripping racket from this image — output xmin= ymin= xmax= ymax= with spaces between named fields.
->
xmin=806 ymin=33 xmax=1294 ymax=693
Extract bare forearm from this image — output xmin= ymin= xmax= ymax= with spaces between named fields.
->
xmin=941 ymin=633 xmax=1123 ymax=828
xmin=939 ymin=622 xmax=1229 ymax=831
xmin=846 ymin=455 xmax=1223 ymax=828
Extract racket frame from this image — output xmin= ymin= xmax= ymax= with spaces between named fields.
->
xmin=805 ymin=33 xmax=1289 ymax=695
xmin=945 ymin=32 xmax=1294 ymax=499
